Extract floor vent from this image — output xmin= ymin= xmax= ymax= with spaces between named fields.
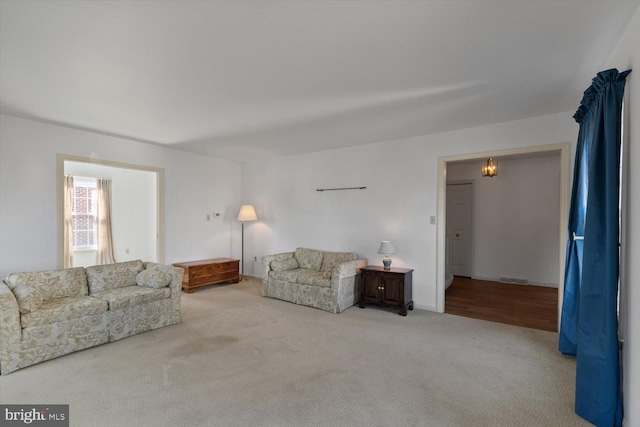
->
xmin=500 ymin=277 xmax=529 ymax=285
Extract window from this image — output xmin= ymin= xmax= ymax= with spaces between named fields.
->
xmin=72 ymin=178 xmax=97 ymax=250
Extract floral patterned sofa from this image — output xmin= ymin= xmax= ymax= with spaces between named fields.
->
xmin=0 ymin=260 xmax=183 ymax=374
xmin=262 ymin=248 xmax=367 ymax=313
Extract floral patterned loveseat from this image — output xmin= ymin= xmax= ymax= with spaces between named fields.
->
xmin=262 ymin=248 xmax=367 ymax=313
xmin=0 ymin=260 xmax=182 ymax=374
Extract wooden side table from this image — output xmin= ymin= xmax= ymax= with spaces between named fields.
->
xmin=359 ymin=266 xmax=413 ymax=316
xmin=173 ymin=258 xmax=240 ymax=293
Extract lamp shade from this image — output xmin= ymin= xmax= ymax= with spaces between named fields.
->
xmin=237 ymin=205 xmax=257 ymax=222
xmin=377 ymin=241 xmax=396 ymax=255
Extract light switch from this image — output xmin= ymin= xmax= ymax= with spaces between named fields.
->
xmin=430 ymin=216 xmax=436 ymax=225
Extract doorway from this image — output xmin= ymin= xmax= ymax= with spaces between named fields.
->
xmin=444 ymin=154 xmax=562 ymax=331
xmin=436 ymin=142 xmax=571 ymax=330
xmin=57 ymin=154 xmax=164 ymax=267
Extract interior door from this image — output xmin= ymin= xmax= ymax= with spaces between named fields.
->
xmin=446 ymin=183 xmax=473 ymax=277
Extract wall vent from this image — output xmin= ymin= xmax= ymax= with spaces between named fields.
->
xmin=500 ymin=277 xmax=529 ymax=285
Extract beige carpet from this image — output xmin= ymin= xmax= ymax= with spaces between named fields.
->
xmin=0 ymin=278 xmax=590 ymax=427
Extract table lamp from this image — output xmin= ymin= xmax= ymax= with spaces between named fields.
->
xmin=378 ymin=241 xmax=396 ymax=270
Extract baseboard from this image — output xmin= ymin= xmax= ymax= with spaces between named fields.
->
xmin=529 ymin=281 xmax=558 ymax=288
xmin=471 ymin=275 xmax=500 ymax=283
xmin=471 ymin=276 xmax=558 ymax=288
xmin=413 ymin=303 xmax=437 ymax=312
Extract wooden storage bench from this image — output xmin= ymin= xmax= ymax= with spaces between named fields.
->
xmin=173 ymin=258 xmax=240 ymax=293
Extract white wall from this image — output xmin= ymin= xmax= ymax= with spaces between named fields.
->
xmin=64 ymin=161 xmax=157 ymax=267
xmin=447 ymin=155 xmax=561 ymax=287
xmin=0 ymin=114 xmax=242 ymax=277
xmin=607 ymin=6 xmax=640 ymax=427
xmin=241 ymin=111 xmax=576 ymax=311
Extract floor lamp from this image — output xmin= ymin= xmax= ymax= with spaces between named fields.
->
xmin=237 ymin=205 xmax=257 ymax=281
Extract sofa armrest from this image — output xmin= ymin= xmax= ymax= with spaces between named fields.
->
xmin=0 ymin=281 xmax=21 ymax=353
xmin=143 ymin=262 xmax=184 ymax=299
xmin=261 ymin=252 xmax=295 ymax=280
xmin=331 ymin=258 xmax=367 ymax=281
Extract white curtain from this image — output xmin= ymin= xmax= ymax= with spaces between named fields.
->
xmin=63 ymin=175 xmax=75 ymax=268
xmin=96 ymin=178 xmax=116 ymax=265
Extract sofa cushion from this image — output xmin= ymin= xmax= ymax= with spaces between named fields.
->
xmin=91 ymin=286 xmax=170 ymax=310
xmin=296 ymin=270 xmax=331 ymax=288
xmin=20 ymin=295 xmax=108 ymax=328
xmin=294 ymin=248 xmax=324 ymax=271
xmin=86 ymin=260 xmax=145 ymax=294
xmin=12 ymin=283 xmax=44 ymax=314
xmin=320 ymin=252 xmax=358 ymax=272
xmin=135 ymin=269 xmax=171 ymax=289
xmin=5 ymin=267 xmax=88 ymax=302
xmin=270 ymin=258 xmax=299 ymax=272
xmin=21 ymin=314 xmax=109 ymax=349
xmin=269 ymin=269 xmax=301 ymax=282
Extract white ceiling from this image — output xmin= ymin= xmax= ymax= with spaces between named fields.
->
xmin=1 ymin=1 xmax=638 ymax=162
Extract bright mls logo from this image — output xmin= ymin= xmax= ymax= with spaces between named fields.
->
xmin=1 ymin=405 xmax=68 ymax=426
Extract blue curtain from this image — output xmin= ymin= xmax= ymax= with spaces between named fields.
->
xmin=559 ymin=68 xmax=630 ymax=427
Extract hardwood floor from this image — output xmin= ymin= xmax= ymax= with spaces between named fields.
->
xmin=445 ymin=277 xmax=558 ymax=332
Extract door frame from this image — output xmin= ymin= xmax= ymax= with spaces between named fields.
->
xmin=56 ymin=153 xmax=165 ymax=267
xmin=446 ymin=180 xmax=475 ymax=279
xmin=435 ymin=142 xmax=571 ymax=329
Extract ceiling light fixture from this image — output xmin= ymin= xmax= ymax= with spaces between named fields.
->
xmin=482 ymin=158 xmax=498 ymax=177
